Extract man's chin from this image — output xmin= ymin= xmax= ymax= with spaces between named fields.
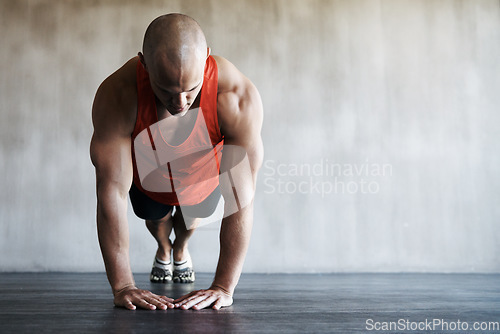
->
xmin=169 ymin=106 xmax=190 ymax=117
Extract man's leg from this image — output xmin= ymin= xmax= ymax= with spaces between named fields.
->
xmin=171 ymin=209 xmax=200 ymax=283
xmin=145 ymin=211 xmax=176 ymax=282
xmin=129 ymin=183 xmax=176 ymax=283
xmin=170 ymin=187 xmax=223 ymax=283
xmin=145 ymin=211 xmax=174 ymax=262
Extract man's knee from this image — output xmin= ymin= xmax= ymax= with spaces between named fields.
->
xmin=146 ymin=211 xmax=173 ymax=226
xmin=172 ymin=209 xmax=188 ymax=228
xmin=173 ymin=209 xmax=202 ymax=232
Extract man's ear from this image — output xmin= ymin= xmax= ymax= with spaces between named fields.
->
xmin=138 ymin=52 xmax=148 ymax=71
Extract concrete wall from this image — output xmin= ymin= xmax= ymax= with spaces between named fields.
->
xmin=1 ymin=0 xmax=499 ymax=273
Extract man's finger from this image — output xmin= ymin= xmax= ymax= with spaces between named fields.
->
xmin=136 ymin=298 xmax=157 ymax=310
xmin=145 ymin=291 xmax=174 ymax=309
xmin=213 ymin=295 xmax=233 ymax=310
xmin=179 ymin=294 xmax=208 ymax=309
xmin=173 ymin=290 xmax=198 ymax=303
xmin=138 ymin=291 xmax=169 ymax=310
xmin=159 ymin=296 xmax=175 ymax=308
xmin=192 ymin=295 xmax=218 ymax=310
xmin=161 ymin=296 xmax=175 ymax=303
xmin=148 ymin=297 xmax=168 ymax=310
xmin=212 ymin=298 xmax=222 ymax=310
xmin=175 ymin=293 xmax=202 ymax=307
xmin=124 ymin=300 xmax=136 ymax=310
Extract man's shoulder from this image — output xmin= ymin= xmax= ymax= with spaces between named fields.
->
xmin=99 ymin=57 xmax=139 ymax=105
xmin=212 ymin=55 xmax=259 ymax=111
xmin=212 ymin=55 xmax=246 ymax=95
xmin=212 ymin=55 xmax=263 ymax=142
xmin=92 ymin=57 xmax=139 ymax=136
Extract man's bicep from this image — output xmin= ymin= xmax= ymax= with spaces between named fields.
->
xmin=90 ymin=134 xmax=133 ymax=198
xmin=90 ymin=84 xmax=134 ymax=197
xmin=218 ymin=84 xmax=263 ymax=213
xmin=222 ymin=79 xmax=264 ymax=177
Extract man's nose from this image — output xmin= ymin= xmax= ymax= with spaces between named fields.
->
xmin=172 ymin=93 xmax=187 ymax=107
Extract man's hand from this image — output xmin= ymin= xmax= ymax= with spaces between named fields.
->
xmin=114 ymin=285 xmax=175 ymax=310
xmin=173 ymin=286 xmax=233 ymax=310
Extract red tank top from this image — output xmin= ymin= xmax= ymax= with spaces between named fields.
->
xmin=131 ymin=56 xmax=224 ymax=206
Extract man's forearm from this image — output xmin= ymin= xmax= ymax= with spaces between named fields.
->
xmin=96 ymin=192 xmax=135 ymax=294
xmin=211 ymin=202 xmax=254 ymax=295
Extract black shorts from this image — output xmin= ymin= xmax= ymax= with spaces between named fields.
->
xmin=129 ymin=182 xmax=222 ymax=221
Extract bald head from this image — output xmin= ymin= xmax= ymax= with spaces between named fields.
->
xmin=140 ymin=14 xmax=209 ymax=116
xmin=142 ymin=13 xmax=207 ymax=69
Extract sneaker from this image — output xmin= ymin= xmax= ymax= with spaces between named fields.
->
xmin=150 ymin=257 xmax=173 ymax=283
xmin=173 ymin=253 xmax=195 ymax=283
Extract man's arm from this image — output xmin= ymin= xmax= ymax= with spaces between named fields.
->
xmin=90 ymin=69 xmax=174 ymax=310
xmin=174 ymin=56 xmax=264 ymax=310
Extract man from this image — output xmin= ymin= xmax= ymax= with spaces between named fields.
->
xmin=90 ymin=13 xmax=263 ymax=311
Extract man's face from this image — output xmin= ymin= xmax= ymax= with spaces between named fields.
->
xmin=148 ymin=56 xmax=205 ymax=117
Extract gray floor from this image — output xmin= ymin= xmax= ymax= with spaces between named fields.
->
xmin=0 ymin=273 xmax=499 ymax=333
